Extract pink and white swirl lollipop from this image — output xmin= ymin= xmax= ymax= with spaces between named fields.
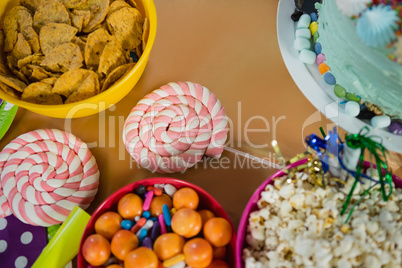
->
xmin=123 ymin=81 xmax=228 ymax=173
xmin=0 ymin=129 xmax=100 ymax=226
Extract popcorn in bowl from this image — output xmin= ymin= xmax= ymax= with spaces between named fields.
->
xmin=238 ymin=127 xmax=402 ymax=268
xmin=243 ymin=171 xmax=402 ymax=268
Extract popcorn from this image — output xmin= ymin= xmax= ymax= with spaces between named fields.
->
xmin=242 ymin=171 xmax=402 ymax=267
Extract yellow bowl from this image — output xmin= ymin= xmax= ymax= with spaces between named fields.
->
xmin=0 ymin=0 xmax=157 ymax=118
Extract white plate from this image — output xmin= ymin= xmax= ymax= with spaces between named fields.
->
xmin=276 ymin=0 xmax=402 ymax=153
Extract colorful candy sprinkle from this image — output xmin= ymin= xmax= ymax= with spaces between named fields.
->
xmin=142 ymin=211 xmax=151 ymax=219
xmin=130 ymin=217 xmax=146 ymax=234
xmin=310 ymin=12 xmax=318 ymax=22
xmin=389 ymin=121 xmax=402 ymax=135
xmin=314 ymin=42 xmax=322 ymax=54
xmin=309 ymin=21 xmax=319 ymax=35
xmin=323 ymin=72 xmax=336 ymax=85
xmin=159 ymin=214 xmax=167 ymax=234
xmin=163 ymin=254 xmax=185 ymax=267
xmin=151 ymin=221 xmax=161 ymax=241
xmin=163 ymin=204 xmax=172 ymax=227
xmin=142 ymin=237 xmax=153 ymax=249
xmin=313 ymin=31 xmax=320 ymax=43
xmin=164 ymin=184 xmax=178 ymax=197
xmin=346 ymin=93 xmax=361 ymax=102
xmin=334 ymin=84 xmax=347 ymax=98
xmin=143 ymin=191 xmax=154 ymax=211
xmin=316 ymin=53 xmax=326 ymax=65
xmin=318 ymin=62 xmax=330 ymax=74
xmin=121 ymin=220 xmax=135 ymax=230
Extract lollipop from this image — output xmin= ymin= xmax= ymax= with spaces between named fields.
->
xmin=123 ymin=81 xmax=228 ymax=173
xmin=0 ymin=129 xmax=100 ymax=226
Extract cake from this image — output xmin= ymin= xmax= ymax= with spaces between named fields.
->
xmin=293 ymin=0 xmax=402 ymax=134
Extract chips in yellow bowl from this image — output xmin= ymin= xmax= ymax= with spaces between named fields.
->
xmin=0 ymin=0 xmax=156 ymax=118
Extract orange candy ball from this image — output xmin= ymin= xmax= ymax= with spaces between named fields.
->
xmin=183 ymin=238 xmax=213 ymax=268
xmin=203 ymin=218 xmax=232 ymax=247
xmin=173 ymin=187 xmax=199 ymax=210
xmin=207 ymin=260 xmax=230 ymax=268
xmin=150 ymin=194 xmax=172 ymax=217
xmin=117 ymin=193 xmax=143 ymax=219
xmin=111 ymin=230 xmax=139 ymax=260
xmin=198 ymin=209 xmax=215 ymax=225
xmin=153 ymin=233 xmax=185 ymax=261
xmin=125 ymin=247 xmax=159 ymax=268
xmin=94 ymin=211 xmax=122 ymax=240
xmin=171 ymin=208 xmax=202 ymax=238
xmin=212 ymin=246 xmax=226 ymax=259
xmin=82 ymin=234 xmax=111 ymax=266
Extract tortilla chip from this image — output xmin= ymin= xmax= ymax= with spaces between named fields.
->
xmin=126 ymin=0 xmax=138 ymax=8
xmin=21 ymin=82 xmax=63 ymax=104
xmin=70 ymin=13 xmax=84 ymax=32
xmin=142 ymin=17 xmax=149 ymax=53
xmin=75 ymin=0 xmax=110 ymax=33
xmin=21 ymin=27 xmax=41 ymax=53
xmin=108 ymin=0 xmax=131 ymax=17
xmin=41 ymin=42 xmax=83 ymax=73
xmin=0 ymin=73 xmax=28 ymax=92
xmin=65 ymin=73 xmax=99 ymax=103
xmin=106 ymin=7 xmax=143 ymax=50
xmin=0 ymin=31 xmax=10 ymax=75
xmin=6 ymin=55 xmax=17 ymax=70
xmin=72 ymin=10 xmax=91 ymax=28
xmin=3 ymin=6 xmax=33 ymax=52
xmin=98 ymin=39 xmax=128 ymax=76
xmin=12 ymin=69 xmax=30 ymax=84
xmin=20 ymin=0 xmax=42 ymax=14
xmin=84 ymin=28 xmax=114 ymax=70
xmin=33 ymin=0 xmax=71 ymax=32
xmin=21 ymin=65 xmax=56 ymax=81
xmin=101 ymin=62 xmax=134 ymax=92
xmin=0 ymin=81 xmax=21 ymax=98
xmin=12 ymin=33 xmax=32 ymax=61
xmin=62 ymin=0 xmax=88 ymax=9
xmin=41 ymin=77 xmax=58 ymax=86
xmin=52 ymin=68 xmax=97 ymax=97
xmin=39 ymin=23 xmax=78 ymax=55
xmin=71 ymin=36 xmax=86 ymax=56
xmin=17 ymin=53 xmax=44 ymax=69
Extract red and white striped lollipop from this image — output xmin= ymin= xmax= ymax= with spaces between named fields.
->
xmin=123 ymin=81 xmax=228 ymax=173
xmin=0 ymin=129 xmax=100 ymax=226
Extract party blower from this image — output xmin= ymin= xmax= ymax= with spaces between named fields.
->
xmin=32 ymin=206 xmax=91 ymax=268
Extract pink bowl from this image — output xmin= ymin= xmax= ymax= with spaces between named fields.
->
xmin=235 ymin=159 xmax=402 ymax=267
xmin=78 ymin=177 xmax=236 ymax=268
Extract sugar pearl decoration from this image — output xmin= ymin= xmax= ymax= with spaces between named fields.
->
xmin=294 ymin=38 xmax=311 ymax=51
xmin=296 ymin=29 xmax=312 ymax=39
xmin=345 ymin=101 xmax=360 ymax=117
xmin=297 ymin=14 xmax=312 ymax=29
xmin=371 ymin=115 xmax=391 ymax=129
xmin=299 ymin=49 xmax=317 ymax=65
